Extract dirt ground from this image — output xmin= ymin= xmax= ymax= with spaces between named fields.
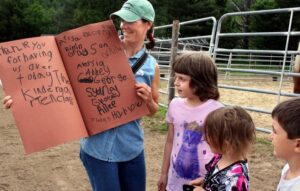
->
xmin=0 ymin=77 xmax=291 ymax=191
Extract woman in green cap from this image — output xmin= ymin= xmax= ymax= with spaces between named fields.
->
xmin=79 ymin=0 xmax=159 ymax=191
xmin=3 ymin=0 xmax=159 ymax=190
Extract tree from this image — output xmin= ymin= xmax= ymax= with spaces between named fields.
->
xmin=275 ymin=0 xmax=300 ymax=50
xmin=0 ymin=0 xmax=32 ymax=41
xmin=23 ymin=1 xmax=54 ymax=35
xmin=226 ymin=0 xmax=254 ymax=49
xmin=0 ymin=0 xmax=298 ymax=51
xmin=249 ymin=0 xmax=299 ymax=50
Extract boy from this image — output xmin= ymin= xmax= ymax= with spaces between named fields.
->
xmin=271 ymin=98 xmax=300 ymax=191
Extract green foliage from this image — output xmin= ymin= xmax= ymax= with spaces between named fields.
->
xmin=0 ymin=0 xmax=299 ymax=51
xmin=0 ymin=0 xmax=29 ymax=41
xmin=143 ymin=106 xmax=168 ymax=133
xmin=275 ymin=0 xmax=300 ymax=50
xmin=276 ymin=0 xmax=300 ymax=8
xmin=167 ymin=0 xmax=217 ymax=22
xmin=23 ymin=1 xmax=54 ymax=35
xmin=256 ymin=137 xmax=272 ymax=146
xmin=0 ymin=0 xmax=124 ymax=41
xmin=249 ymin=0 xmax=284 ymax=50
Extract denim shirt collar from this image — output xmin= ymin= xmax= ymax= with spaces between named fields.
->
xmin=129 ymin=47 xmax=146 ymax=60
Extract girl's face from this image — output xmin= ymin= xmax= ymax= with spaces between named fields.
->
xmin=174 ymin=73 xmax=197 ymax=99
xmin=270 ymin=118 xmax=295 ymax=160
xmin=205 ymin=136 xmax=218 ymax=154
xmin=205 ymin=134 xmax=224 ymax=155
xmin=120 ymin=20 xmax=151 ymax=45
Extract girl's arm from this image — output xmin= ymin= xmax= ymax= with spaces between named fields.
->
xmin=157 ymin=122 xmax=174 ymax=191
xmin=136 ymin=63 xmax=160 ymax=116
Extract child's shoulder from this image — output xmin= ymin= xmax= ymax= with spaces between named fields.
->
xmin=278 ymin=164 xmax=300 ymax=191
xmin=169 ymin=97 xmax=185 ymax=105
xmin=202 ymin=99 xmax=224 ymax=111
xmin=281 ymin=164 xmax=300 ymax=179
xmin=206 ymin=99 xmax=224 ymax=107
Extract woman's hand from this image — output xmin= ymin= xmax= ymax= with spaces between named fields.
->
xmin=135 ymin=64 xmax=160 ymax=116
xmin=135 ymin=82 xmax=158 ymax=116
xmin=3 ymin=96 xmax=13 ymax=109
xmin=135 ymin=83 xmax=153 ymax=104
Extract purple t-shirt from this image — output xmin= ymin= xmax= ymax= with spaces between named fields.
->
xmin=166 ymin=98 xmax=223 ymax=191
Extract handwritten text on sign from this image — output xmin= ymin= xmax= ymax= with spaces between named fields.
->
xmin=0 ymin=40 xmax=74 ymax=107
xmin=0 ymin=21 xmax=149 ymax=153
xmin=55 ymin=21 xmax=147 ymax=131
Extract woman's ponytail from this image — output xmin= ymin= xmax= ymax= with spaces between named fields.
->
xmin=146 ymin=26 xmax=155 ymax=50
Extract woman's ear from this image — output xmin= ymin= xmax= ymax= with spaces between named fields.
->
xmin=294 ymin=139 xmax=300 ymax=153
xmin=146 ymin=22 xmax=153 ymax=31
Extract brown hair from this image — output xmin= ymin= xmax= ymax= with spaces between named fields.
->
xmin=272 ymin=98 xmax=300 ymax=139
xmin=142 ymin=20 xmax=155 ymax=49
xmin=204 ymin=106 xmax=256 ymax=158
xmin=172 ymin=51 xmax=219 ymax=101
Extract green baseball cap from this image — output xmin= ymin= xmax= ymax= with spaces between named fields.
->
xmin=110 ymin=0 xmax=155 ymax=22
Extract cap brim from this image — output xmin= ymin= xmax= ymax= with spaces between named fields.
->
xmin=110 ymin=9 xmax=141 ymax=22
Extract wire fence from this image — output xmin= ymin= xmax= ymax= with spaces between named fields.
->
xmin=150 ymin=7 xmax=300 ymax=134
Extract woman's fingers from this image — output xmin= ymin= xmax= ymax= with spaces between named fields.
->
xmin=3 ymin=96 xmax=13 ymax=109
xmin=136 ymin=83 xmax=152 ymax=102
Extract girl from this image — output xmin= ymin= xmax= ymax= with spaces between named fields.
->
xmin=157 ymin=52 xmax=223 ymax=191
xmin=191 ymin=106 xmax=256 ymax=191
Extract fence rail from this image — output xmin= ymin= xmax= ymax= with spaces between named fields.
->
xmin=150 ymin=7 xmax=300 ymax=134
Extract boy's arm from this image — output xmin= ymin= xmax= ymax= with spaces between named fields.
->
xmin=157 ymin=122 xmax=174 ymax=191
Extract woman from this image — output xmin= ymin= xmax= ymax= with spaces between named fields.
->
xmin=3 ymin=0 xmax=160 ymax=190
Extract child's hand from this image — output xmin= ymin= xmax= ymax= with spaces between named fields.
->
xmin=189 ymin=177 xmax=204 ymax=187
xmin=157 ymin=174 xmax=167 ymax=191
xmin=193 ymin=186 xmax=206 ymax=191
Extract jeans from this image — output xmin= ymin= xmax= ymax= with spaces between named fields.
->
xmin=80 ymin=149 xmax=146 ymax=191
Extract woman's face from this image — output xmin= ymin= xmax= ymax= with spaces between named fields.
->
xmin=120 ymin=20 xmax=151 ymax=44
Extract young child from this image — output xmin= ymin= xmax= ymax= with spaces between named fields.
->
xmin=157 ymin=51 xmax=223 ymax=191
xmin=190 ymin=106 xmax=256 ymax=191
xmin=271 ymin=98 xmax=300 ymax=191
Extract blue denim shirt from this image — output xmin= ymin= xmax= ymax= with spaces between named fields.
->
xmin=80 ymin=48 xmax=156 ymax=162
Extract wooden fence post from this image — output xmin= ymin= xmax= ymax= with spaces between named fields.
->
xmin=168 ymin=20 xmax=180 ymax=104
